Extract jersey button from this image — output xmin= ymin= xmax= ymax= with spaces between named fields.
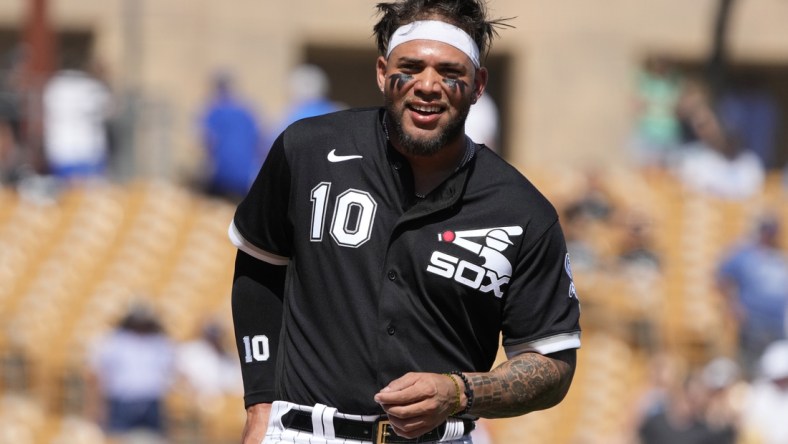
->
xmin=387 ymin=325 xmax=396 ymax=335
xmin=387 ymin=270 xmax=397 ymax=281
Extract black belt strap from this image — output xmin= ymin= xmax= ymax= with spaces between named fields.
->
xmin=281 ymin=409 xmax=474 ymax=443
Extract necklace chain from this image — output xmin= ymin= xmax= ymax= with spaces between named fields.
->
xmin=382 ymin=115 xmax=390 ymax=141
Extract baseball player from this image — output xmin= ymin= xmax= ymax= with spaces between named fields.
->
xmin=229 ymin=1 xmax=581 ymax=443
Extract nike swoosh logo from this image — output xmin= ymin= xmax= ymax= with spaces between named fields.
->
xmin=327 ymin=149 xmax=363 ymax=162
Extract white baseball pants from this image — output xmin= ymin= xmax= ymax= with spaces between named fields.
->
xmin=261 ymin=401 xmax=474 ymax=444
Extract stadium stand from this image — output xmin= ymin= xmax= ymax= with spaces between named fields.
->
xmin=0 ymin=170 xmax=785 ymax=443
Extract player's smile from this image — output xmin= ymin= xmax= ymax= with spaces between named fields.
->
xmin=406 ymin=100 xmax=447 ymax=125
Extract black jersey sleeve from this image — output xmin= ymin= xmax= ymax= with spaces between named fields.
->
xmin=231 ymin=250 xmax=286 ymax=408
xmin=501 ymin=220 xmax=581 ymax=357
xmin=231 ymin=132 xmax=293 ymax=262
xmin=230 ymin=132 xmax=293 ymax=407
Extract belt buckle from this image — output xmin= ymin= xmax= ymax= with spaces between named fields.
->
xmin=376 ymin=419 xmax=391 ymax=443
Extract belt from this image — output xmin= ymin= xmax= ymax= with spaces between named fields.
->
xmin=281 ymin=409 xmax=475 ymax=443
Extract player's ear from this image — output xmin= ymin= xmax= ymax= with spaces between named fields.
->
xmin=376 ymin=56 xmax=388 ymax=93
xmin=472 ymin=67 xmax=488 ymax=104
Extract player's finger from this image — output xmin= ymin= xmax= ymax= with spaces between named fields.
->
xmin=378 ymin=372 xmax=420 ymax=393
xmin=386 ymin=415 xmax=433 ymax=439
xmin=380 ymin=395 xmax=443 ymax=419
xmin=374 ymin=374 xmax=427 ymax=405
xmin=375 ymin=388 xmax=425 ymax=407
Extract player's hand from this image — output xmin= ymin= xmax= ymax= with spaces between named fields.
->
xmin=242 ymin=403 xmax=271 ymax=444
xmin=374 ymin=372 xmax=460 ymax=439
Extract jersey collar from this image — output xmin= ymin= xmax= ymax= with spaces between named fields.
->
xmin=398 ymin=145 xmax=477 ymax=223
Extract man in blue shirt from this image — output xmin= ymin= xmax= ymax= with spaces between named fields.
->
xmin=718 ymin=215 xmax=788 ymax=376
xmin=200 ymin=71 xmax=266 ymax=201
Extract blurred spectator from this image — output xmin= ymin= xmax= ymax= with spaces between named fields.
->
xmin=277 ymin=63 xmax=344 ymax=132
xmin=716 ymin=78 xmax=779 ymax=169
xmin=697 ymin=357 xmax=742 ymax=437
xmin=614 ymin=210 xmax=662 ymax=349
xmin=637 ymin=361 xmax=737 ymax=444
xmin=87 ymin=304 xmax=175 ymax=441
xmin=198 ymin=70 xmax=266 ymax=202
xmin=42 ymin=56 xmax=113 ymax=182
xmin=0 ymin=100 xmax=16 ymax=185
xmin=174 ymin=318 xmax=242 ymax=408
xmin=562 ymin=202 xmax=604 ymax=273
xmin=465 ymin=92 xmax=500 ymax=153
xmin=674 ymin=79 xmax=710 ymax=146
xmin=568 ymin=169 xmax=615 ymax=223
xmin=783 ymin=163 xmax=788 ymax=192
xmin=617 ymin=213 xmax=661 ymax=273
xmin=629 ymin=56 xmax=684 ymax=169
xmin=675 ymin=101 xmax=765 ymax=199
xmin=0 ymin=46 xmax=26 ymax=185
xmin=561 ymin=170 xmax=617 ymax=272
xmin=717 ymin=214 xmax=788 ymax=377
xmin=739 ymin=340 xmax=788 ymax=444
xmin=629 ymin=352 xmax=688 ymax=430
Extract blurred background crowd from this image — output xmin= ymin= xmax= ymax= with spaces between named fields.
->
xmin=1 ymin=0 xmax=788 ymax=443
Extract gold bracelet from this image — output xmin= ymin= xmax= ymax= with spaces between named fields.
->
xmin=444 ymin=373 xmax=461 ymax=416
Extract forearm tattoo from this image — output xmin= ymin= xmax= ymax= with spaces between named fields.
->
xmin=466 ymin=352 xmax=574 ymax=418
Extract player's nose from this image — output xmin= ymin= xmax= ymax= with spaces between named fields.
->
xmin=414 ymin=69 xmax=442 ymax=95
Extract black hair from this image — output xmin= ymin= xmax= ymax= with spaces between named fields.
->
xmin=373 ymin=0 xmax=513 ymax=61
xmin=118 ymin=304 xmax=164 ymax=334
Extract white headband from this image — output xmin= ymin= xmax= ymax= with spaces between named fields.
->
xmin=386 ymin=20 xmax=480 ymax=68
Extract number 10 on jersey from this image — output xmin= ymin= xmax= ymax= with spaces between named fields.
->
xmin=243 ymin=335 xmax=270 ymax=363
xmin=310 ymin=182 xmax=378 ymax=248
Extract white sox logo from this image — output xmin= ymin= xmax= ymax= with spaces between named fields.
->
xmin=426 ymin=226 xmax=523 ymax=298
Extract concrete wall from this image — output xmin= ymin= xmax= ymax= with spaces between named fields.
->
xmin=1 ymin=0 xmax=787 ymax=178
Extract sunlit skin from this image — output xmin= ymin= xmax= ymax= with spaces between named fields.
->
xmin=376 ymin=39 xmax=487 ymax=195
xmin=377 ymin=40 xmax=486 ymax=156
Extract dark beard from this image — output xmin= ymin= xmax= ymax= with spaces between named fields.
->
xmin=384 ymin=98 xmax=469 ymax=157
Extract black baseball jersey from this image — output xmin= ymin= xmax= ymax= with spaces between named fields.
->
xmin=230 ymin=107 xmax=581 ymax=415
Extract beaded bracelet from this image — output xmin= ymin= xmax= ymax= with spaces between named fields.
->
xmin=443 ymin=373 xmax=462 ymax=415
xmin=450 ymin=371 xmax=474 ymax=415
